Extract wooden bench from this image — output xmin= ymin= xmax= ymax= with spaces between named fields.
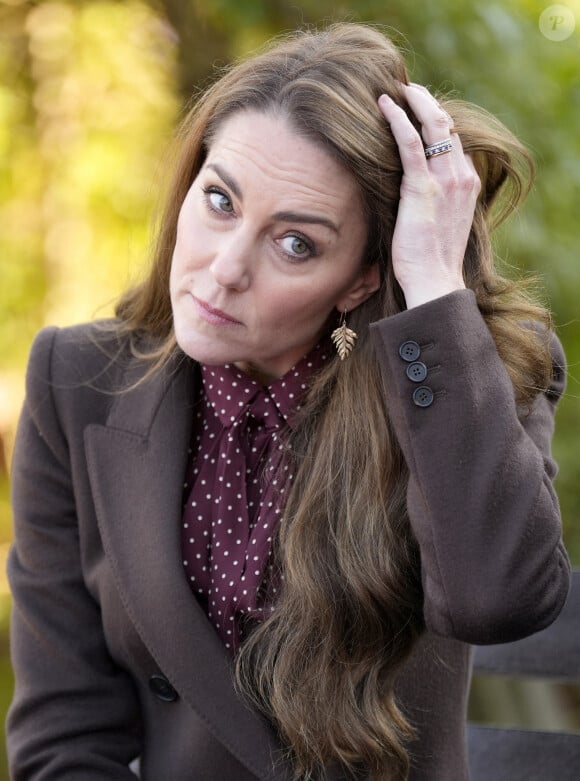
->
xmin=468 ymin=568 xmax=580 ymax=780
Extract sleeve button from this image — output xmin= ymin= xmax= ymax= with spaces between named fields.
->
xmin=149 ymin=675 xmax=179 ymax=702
xmin=406 ymin=361 xmax=428 ymax=382
xmin=399 ymin=341 xmax=421 ymax=362
xmin=412 ymin=386 xmax=434 ymax=408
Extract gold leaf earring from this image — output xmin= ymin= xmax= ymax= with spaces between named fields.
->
xmin=331 ymin=310 xmax=358 ymax=360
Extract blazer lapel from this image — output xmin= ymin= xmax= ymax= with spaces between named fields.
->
xmin=84 ymin=353 xmax=292 ymax=781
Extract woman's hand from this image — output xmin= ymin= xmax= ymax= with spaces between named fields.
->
xmin=378 ymin=83 xmax=481 ymax=309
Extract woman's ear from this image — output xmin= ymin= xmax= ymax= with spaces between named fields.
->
xmin=335 ymin=263 xmax=381 ymax=312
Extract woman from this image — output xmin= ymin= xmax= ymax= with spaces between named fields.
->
xmin=7 ymin=23 xmax=570 ymax=781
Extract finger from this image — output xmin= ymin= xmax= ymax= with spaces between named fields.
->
xmin=407 ymin=82 xmax=454 ymax=128
xmin=406 ymin=82 xmax=454 ymax=127
xmin=403 ymin=83 xmax=452 ymax=147
xmin=378 ymin=92 xmax=460 ymax=178
xmin=404 ymin=85 xmax=474 ymax=175
xmin=378 ymin=92 xmax=475 ymax=192
xmin=426 ymin=130 xmax=481 ymax=200
xmin=461 ymin=149 xmax=482 ymax=198
xmin=428 ymin=131 xmax=462 ymax=168
xmin=377 ymin=93 xmax=430 ymax=179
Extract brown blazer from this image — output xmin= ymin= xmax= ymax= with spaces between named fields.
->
xmin=7 ymin=290 xmax=570 ymax=780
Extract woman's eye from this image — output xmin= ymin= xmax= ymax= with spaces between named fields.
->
xmin=204 ymin=187 xmax=234 ymax=214
xmin=280 ymin=234 xmax=314 ymax=259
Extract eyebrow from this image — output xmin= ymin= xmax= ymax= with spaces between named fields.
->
xmin=205 ymin=162 xmax=340 ymax=235
xmin=207 ymin=163 xmax=242 ymax=199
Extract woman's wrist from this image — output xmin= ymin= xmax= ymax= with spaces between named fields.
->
xmin=400 ymin=278 xmax=466 ymax=310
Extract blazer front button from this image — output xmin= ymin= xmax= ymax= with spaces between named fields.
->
xmin=399 ymin=341 xmax=421 ymax=362
xmin=406 ymin=361 xmax=427 ymax=382
xmin=149 ymin=675 xmax=179 ymax=702
xmin=412 ymin=386 xmax=434 ymax=408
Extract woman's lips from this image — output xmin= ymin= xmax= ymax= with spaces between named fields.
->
xmin=191 ymin=295 xmax=242 ymax=326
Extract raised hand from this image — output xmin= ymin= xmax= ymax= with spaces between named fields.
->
xmin=378 ymin=83 xmax=481 ymax=309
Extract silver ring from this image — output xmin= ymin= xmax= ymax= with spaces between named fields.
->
xmin=424 ymin=138 xmax=453 ymax=159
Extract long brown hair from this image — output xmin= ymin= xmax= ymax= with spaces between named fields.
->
xmin=116 ymin=23 xmax=552 ymax=780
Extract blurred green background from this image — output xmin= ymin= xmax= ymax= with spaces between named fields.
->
xmin=1 ymin=0 xmax=579 ymax=777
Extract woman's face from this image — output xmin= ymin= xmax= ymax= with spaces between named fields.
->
xmin=170 ymin=110 xmax=379 ymax=383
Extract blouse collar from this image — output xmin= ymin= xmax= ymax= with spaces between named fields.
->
xmin=200 ymin=340 xmax=331 ymax=430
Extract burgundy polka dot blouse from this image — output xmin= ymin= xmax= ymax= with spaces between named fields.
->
xmin=182 ymin=343 xmax=330 ymax=652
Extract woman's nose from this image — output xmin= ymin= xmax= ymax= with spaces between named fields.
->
xmin=209 ymin=234 xmax=253 ymax=291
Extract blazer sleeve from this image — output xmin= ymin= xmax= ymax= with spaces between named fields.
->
xmin=7 ymin=327 xmax=142 ymax=780
xmin=370 ymin=289 xmax=571 ymax=644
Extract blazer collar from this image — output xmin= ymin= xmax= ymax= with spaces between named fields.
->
xmin=84 ymin=351 xmax=294 ymax=781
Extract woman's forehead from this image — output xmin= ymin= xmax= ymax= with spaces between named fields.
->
xmin=202 ymin=110 xmax=363 ymax=219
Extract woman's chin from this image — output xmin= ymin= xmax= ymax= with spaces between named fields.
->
xmin=173 ymin=330 xmax=242 ymax=367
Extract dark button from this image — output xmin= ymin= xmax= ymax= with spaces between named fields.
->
xmin=412 ymin=386 xmax=434 ymax=408
xmin=399 ymin=341 xmax=421 ymax=362
xmin=406 ymin=361 xmax=428 ymax=382
xmin=149 ymin=675 xmax=178 ymax=702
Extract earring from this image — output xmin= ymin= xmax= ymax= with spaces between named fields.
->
xmin=331 ymin=310 xmax=358 ymax=360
